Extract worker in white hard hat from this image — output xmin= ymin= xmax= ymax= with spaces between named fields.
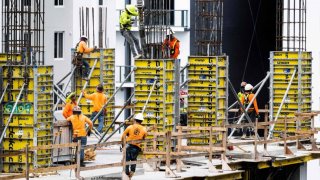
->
xmin=240 ymin=84 xmax=260 ymax=139
xmin=162 ymin=28 xmax=180 ymax=59
xmin=73 ymin=35 xmax=97 ymax=80
xmin=67 ymin=106 xmax=93 ymax=167
xmin=121 ymin=113 xmax=147 ymax=178
xmin=119 ymin=4 xmax=143 ymax=59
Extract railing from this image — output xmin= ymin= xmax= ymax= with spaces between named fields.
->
xmin=115 ymin=65 xmax=135 ymax=83
xmin=116 ymin=9 xmax=189 ymax=28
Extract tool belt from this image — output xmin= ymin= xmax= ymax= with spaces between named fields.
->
xmin=72 ymin=52 xmax=83 ymax=66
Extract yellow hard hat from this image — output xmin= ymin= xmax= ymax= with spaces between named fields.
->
xmin=126 ymin=5 xmax=138 ymax=16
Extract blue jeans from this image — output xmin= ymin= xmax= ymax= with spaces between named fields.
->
xmin=91 ymin=112 xmax=104 ymax=133
xmin=81 ymin=59 xmax=90 ymax=77
xmin=73 ymin=136 xmax=87 ymax=161
xmin=125 ymin=144 xmax=141 ymax=175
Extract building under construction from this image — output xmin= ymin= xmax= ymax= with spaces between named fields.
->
xmin=1 ymin=0 xmax=320 ymax=179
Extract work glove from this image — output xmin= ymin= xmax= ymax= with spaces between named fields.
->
xmin=87 ymin=130 xmax=91 ymax=137
xmin=93 ymin=46 xmax=98 ymax=52
xmin=120 ymin=145 xmax=123 ymax=152
xmin=255 ymin=114 xmax=260 ymax=120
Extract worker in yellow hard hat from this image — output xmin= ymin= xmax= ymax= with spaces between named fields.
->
xmin=119 ymin=4 xmax=143 ymax=59
xmin=121 ymin=113 xmax=147 ymax=178
xmin=74 ymin=35 xmax=97 ymax=80
xmin=63 ymin=92 xmax=77 ymax=119
xmin=67 ymin=106 xmax=93 ymax=167
xmin=240 ymin=84 xmax=260 ymax=139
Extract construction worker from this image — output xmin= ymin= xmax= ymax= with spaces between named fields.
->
xmin=119 ymin=4 xmax=143 ymax=59
xmin=162 ymin=29 xmax=180 ymax=59
xmin=74 ymin=35 xmax=97 ymax=80
xmin=237 ymin=81 xmax=247 ymax=100
xmin=121 ymin=113 xmax=147 ymax=178
xmin=240 ymin=84 xmax=260 ymax=138
xmin=67 ymin=106 xmax=93 ymax=167
xmin=62 ymin=92 xmax=77 ymax=119
xmin=82 ymin=84 xmax=107 ymax=133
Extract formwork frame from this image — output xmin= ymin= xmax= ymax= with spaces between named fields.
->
xmin=1 ymin=0 xmax=45 ymax=65
xmin=276 ymin=0 xmax=307 ymax=51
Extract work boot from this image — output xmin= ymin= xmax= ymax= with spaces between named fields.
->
xmin=80 ymin=160 xmax=85 ymax=167
xmin=241 ymin=134 xmax=247 ymax=139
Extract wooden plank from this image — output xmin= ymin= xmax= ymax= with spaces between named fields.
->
xmin=0 ymin=151 xmax=25 ymax=158
xmin=30 ymin=164 xmax=77 ymax=173
xmin=177 ymin=126 xmax=226 ymax=132
xmin=0 ymin=174 xmax=25 ymax=180
xmin=143 ymin=151 xmax=186 ymax=156
xmin=30 ymin=143 xmax=78 ymax=151
xmin=181 ymin=146 xmax=225 ymax=152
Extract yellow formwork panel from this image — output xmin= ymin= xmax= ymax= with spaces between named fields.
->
xmin=187 ymin=56 xmax=227 ymax=145
xmin=270 ymin=51 xmax=312 ymax=136
xmin=1 ymin=65 xmax=54 ymax=172
xmin=0 ymin=53 xmax=22 ymax=63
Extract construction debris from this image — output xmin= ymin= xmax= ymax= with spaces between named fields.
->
xmin=85 ymin=148 xmax=97 ymax=161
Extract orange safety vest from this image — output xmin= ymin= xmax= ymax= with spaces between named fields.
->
xmin=163 ymin=37 xmax=180 ymax=59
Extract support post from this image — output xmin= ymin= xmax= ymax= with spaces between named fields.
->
xmin=122 ymin=136 xmax=127 ymax=178
xmin=176 ymin=126 xmax=182 ymax=172
xmin=26 ymin=145 xmax=30 ymax=180
xmin=75 ymin=140 xmax=81 ymax=179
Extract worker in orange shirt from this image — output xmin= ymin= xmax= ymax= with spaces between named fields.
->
xmin=162 ymin=29 xmax=180 ymax=59
xmin=67 ymin=106 xmax=93 ymax=167
xmin=82 ymin=84 xmax=107 ymax=133
xmin=62 ymin=92 xmax=77 ymax=119
xmin=74 ymin=35 xmax=97 ymax=80
xmin=240 ymin=84 xmax=260 ymax=138
xmin=121 ymin=113 xmax=147 ymax=178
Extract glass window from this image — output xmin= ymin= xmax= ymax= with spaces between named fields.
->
xmin=54 ymin=0 xmax=63 ymax=6
xmin=99 ymin=0 xmax=103 ymax=5
xmin=54 ymin=32 xmax=64 ymax=58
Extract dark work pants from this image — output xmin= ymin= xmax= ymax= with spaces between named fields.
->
xmin=73 ymin=136 xmax=87 ymax=161
xmin=125 ymin=144 xmax=141 ymax=175
xmin=91 ymin=111 xmax=104 ymax=133
xmin=121 ymin=30 xmax=142 ymax=57
xmin=243 ymin=111 xmax=256 ymax=136
xmin=81 ymin=59 xmax=90 ymax=77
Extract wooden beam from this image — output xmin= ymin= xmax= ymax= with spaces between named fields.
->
xmin=30 ymin=165 xmax=77 ymax=173
xmin=181 ymin=146 xmax=225 ymax=152
xmin=30 ymin=143 xmax=78 ymax=151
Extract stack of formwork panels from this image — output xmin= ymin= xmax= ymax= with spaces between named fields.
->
xmin=269 ymin=51 xmax=312 ymax=137
xmin=134 ymin=59 xmax=176 ymax=149
xmin=0 ymin=65 xmax=54 ymax=172
xmin=187 ymin=56 xmax=228 ymax=145
xmin=72 ymin=49 xmax=115 ymax=132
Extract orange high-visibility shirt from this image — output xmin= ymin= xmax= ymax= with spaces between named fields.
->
xmin=162 ymin=37 xmax=180 ymax=59
xmin=67 ymin=114 xmax=93 ymax=137
xmin=121 ymin=124 xmax=147 ymax=148
xmin=241 ymin=93 xmax=259 ymax=114
xmin=77 ymin=41 xmax=94 ymax=54
xmin=83 ymin=92 xmax=107 ymax=112
xmin=63 ymin=102 xmax=77 ymax=119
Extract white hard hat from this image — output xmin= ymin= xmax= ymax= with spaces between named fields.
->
xmin=166 ymin=29 xmax=175 ymax=36
xmin=80 ymin=35 xmax=87 ymax=39
xmin=72 ymin=106 xmax=82 ymax=113
xmin=244 ymin=84 xmax=253 ymax=91
xmin=134 ymin=113 xmax=144 ymax=121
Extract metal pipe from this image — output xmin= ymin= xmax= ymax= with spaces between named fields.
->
xmin=228 ymin=78 xmax=265 ymax=110
xmin=53 ymin=89 xmax=66 ymax=104
xmin=0 ymin=83 xmax=25 ymax=144
xmin=95 ymin=92 xmax=135 ymax=147
xmin=54 ymin=84 xmax=66 ymax=98
xmin=77 ymin=58 xmax=98 ymax=105
xmin=142 ymin=79 xmax=157 ymax=113
xmin=228 ymin=72 xmax=270 ymax=139
xmin=0 ymin=83 xmax=9 ymax=104
xmin=268 ymin=68 xmax=297 ymax=139
xmin=52 ymin=66 xmax=77 ymax=111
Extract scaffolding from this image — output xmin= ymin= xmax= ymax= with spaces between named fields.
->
xmin=276 ymin=0 xmax=306 ymax=51
xmin=1 ymin=0 xmax=45 ymax=65
xmin=194 ymin=0 xmax=223 ymax=56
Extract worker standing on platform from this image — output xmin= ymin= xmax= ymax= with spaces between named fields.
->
xmin=121 ymin=113 xmax=147 ymax=178
xmin=63 ymin=92 xmax=77 ymax=119
xmin=120 ymin=4 xmax=143 ymax=59
xmin=74 ymin=35 xmax=97 ymax=80
xmin=67 ymin=106 xmax=93 ymax=167
xmin=162 ymin=29 xmax=180 ymax=59
xmin=240 ymin=84 xmax=260 ymax=138
xmin=82 ymin=84 xmax=107 ymax=133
